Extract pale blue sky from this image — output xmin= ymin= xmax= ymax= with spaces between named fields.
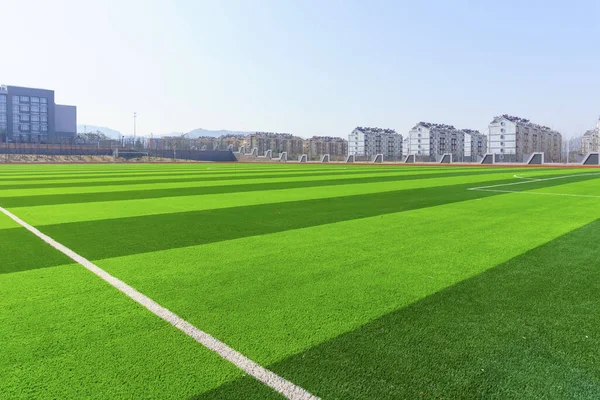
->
xmin=3 ymin=0 xmax=600 ymax=137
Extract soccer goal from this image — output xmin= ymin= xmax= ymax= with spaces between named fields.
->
xmin=372 ymin=154 xmax=383 ymax=163
xmin=526 ymin=152 xmax=544 ymax=165
xmin=581 ymin=152 xmax=600 ymax=165
xmin=298 ymin=154 xmax=308 ymax=163
xmin=345 ymin=154 xmax=355 ymax=163
xmin=321 ymin=154 xmax=330 ymax=163
xmin=404 ymin=154 xmax=415 ymax=163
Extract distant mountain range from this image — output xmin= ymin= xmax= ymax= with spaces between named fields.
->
xmin=182 ymin=128 xmax=255 ymax=139
xmin=77 ymin=125 xmax=123 ymax=139
xmin=77 ymin=125 xmax=256 ymax=139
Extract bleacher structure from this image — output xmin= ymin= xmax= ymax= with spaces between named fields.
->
xmin=235 ymin=146 xmax=246 ymax=154
xmin=257 ymin=149 xmax=272 ymax=159
xmin=298 ymin=154 xmax=308 ymax=163
xmin=321 ymin=154 xmax=330 ymax=163
xmin=345 ymin=154 xmax=355 ymax=163
xmin=526 ymin=152 xmax=544 ymax=165
xmin=480 ymin=153 xmax=495 ymax=164
xmin=581 ymin=152 xmax=600 ymax=165
xmin=439 ymin=153 xmax=452 ymax=164
xmin=372 ymin=154 xmax=383 ymax=163
xmin=272 ymin=152 xmax=287 ymax=162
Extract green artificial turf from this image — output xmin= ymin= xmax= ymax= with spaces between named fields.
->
xmin=2 ymin=163 xmax=600 ymax=399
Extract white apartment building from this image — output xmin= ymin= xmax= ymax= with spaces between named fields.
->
xmin=462 ymin=129 xmax=488 ymax=160
xmin=406 ymin=122 xmax=486 ymax=161
xmin=488 ymin=115 xmax=562 ymax=162
xmin=348 ymin=127 xmax=402 ymax=159
xmin=581 ymin=117 xmax=600 ymax=153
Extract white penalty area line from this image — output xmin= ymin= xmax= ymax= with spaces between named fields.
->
xmin=468 ymin=172 xmax=600 ymax=199
xmin=0 ymin=206 xmax=319 ymax=400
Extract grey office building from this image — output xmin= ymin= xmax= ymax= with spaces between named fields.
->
xmin=0 ymin=84 xmax=76 ymax=143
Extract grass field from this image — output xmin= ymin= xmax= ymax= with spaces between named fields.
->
xmin=2 ymin=163 xmax=600 ymax=399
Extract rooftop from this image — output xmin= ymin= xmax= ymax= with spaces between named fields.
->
xmin=354 ymin=127 xmax=398 ymax=135
xmin=414 ymin=122 xmax=456 ymax=130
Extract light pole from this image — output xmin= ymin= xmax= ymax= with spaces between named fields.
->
xmin=133 ymin=112 xmax=137 ymax=139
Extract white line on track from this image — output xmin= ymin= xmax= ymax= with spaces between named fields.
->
xmin=0 ymin=205 xmax=319 ymax=400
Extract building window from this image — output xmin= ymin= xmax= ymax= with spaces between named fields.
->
xmin=500 ymin=128 xmax=505 ymax=133
xmin=12 ymin=105 xmax=19 ymax=113
xmin=40 ymin=115 xmax=47 ymax=122
xmin=31 ymin=115 xmax=39 ymax=122
xmin=500 ymin=148 xmax=505 ymax=153
xmin=20 ymin=96 xmax=30 ymax=102
xmin=500 ymin=135 xmax=504 ymax=139
xmin=41 ymin=124 xmax=48 ymax=132
xmin=20 ymin=124 xmax=30 ymax=131
xmin=0 ymin=115 xmax=6 ymax=123
xmin=501 ymin=122 xmax=505 ymax=126
xmin=40 ymin=97 xmax=47 ymax=104
xmin=0 ymin=104 xmax=5 ymax=113
xmin=13 ymin=115 xmax=19 ymax=123
xmin=32 ymin=125 xmax=40 ymax=132
xmin=0 ymin=95 xmax=6 ymax=103
xmin=20 ymin=115 xmax=30 ymax=122
xmin=40 ymin=105 xmax=47 ymax=113
xmin=31 ymin=97 xmax=39 ymax=103
xmin=31 ymin=105 xmax=39 ymax=113
xmin=12 ymin=96 xmax=19 ymax=104
xmin=500 ymin=142 xmax=505 ymax=146
xmin=20 ymin=105 xmax=30 ymax=112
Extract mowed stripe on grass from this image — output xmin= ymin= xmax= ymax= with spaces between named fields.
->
xmin=0 ymin=206 xmax=317 ymax=400
xmin=2 ymin=163 xmax=600 ymax=399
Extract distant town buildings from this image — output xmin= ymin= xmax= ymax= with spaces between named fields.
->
xmin=581 ymin=117 xmax=600 ymax=153
xmin=248 ymin=132 xmax=305 ymax=157
xmin=406 ymin=122 xmax=487 ymax=161
xmin=305 ymin=136 xmax=348 ymax=161
xmin=488 ymin=115 xmax=562 ymax=162
xmin=348 ymin=127 xmax=402 ymax=159
xmin=0 ymin=84 xmax=76 ymax=143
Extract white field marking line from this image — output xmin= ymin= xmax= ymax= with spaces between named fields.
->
xmin=0 ymin=206 xmax=319 ymax=400
xmin=468 ymin=188 xmax=600 ymax=199
xmin=513 ymin=174 xmax=536 ymax=180
xmin=468 ymin=172 xmax=600 ymax=191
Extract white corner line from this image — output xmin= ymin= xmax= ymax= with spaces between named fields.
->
xmin=0 ymin=206 xmax=319 ymax=400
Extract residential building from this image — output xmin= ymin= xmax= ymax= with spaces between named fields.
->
xmin=0 ymin=84 xmax=77 ymax=143
xmin=581 ymin=117 xmax=600 ymax=153
xmin=406 ymin=123 xmax=487 ymax=161
xmin=305 ymin=136 xmax=348 ymax=161
xmin=462 ymin=129 xmax=488 ymax=161
xmin=248 ymin=132 xmax=304 ymax=158
xmin=348 ymin=127 xmax=402 ymax=159
xmin=488 ymin=115 xmax=562 ymax=162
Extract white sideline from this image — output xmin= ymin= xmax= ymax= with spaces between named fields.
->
xmin=469 ymin=172 xmax=600 ymax=199
xmin=469 ymin=172 xmax=600 ymax=191
xmin=0 ymin=206 xmax=319 ymax=400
